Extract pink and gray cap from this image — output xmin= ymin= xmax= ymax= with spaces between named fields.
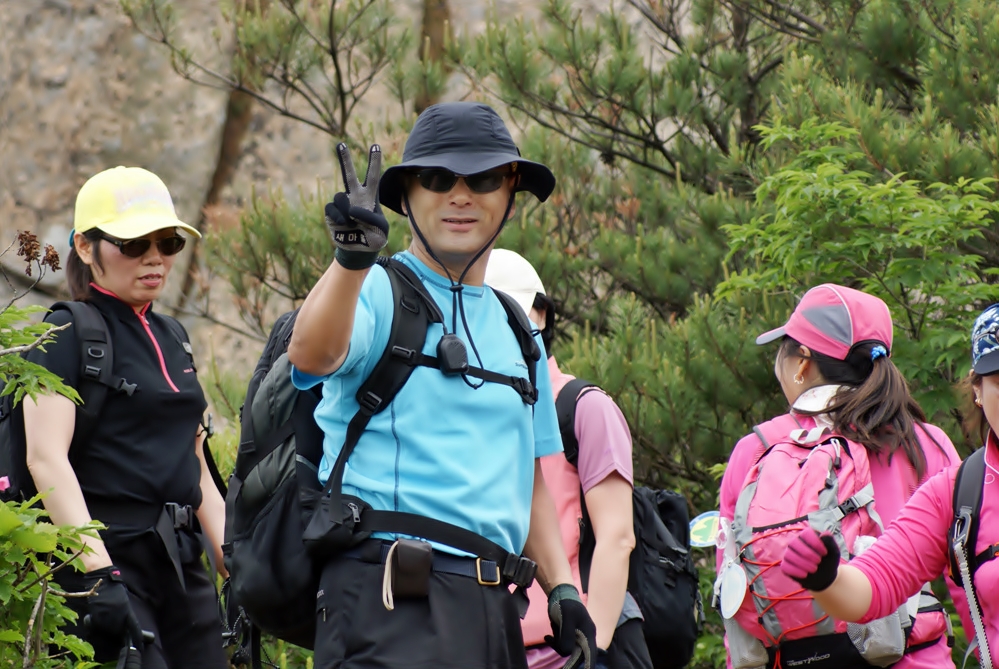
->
xmin=756 ymin=284 xmax=893 ymax=361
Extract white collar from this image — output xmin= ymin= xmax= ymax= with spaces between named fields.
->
xmin=791 ymin=385 xmax=847 ymax=428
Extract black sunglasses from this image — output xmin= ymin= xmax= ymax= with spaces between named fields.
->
xmin=99 ymin=233 xmax=186 ymax=258
xmin=412 ymin=167 xmax=512 ymax=194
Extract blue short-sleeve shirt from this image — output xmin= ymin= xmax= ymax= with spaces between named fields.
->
xmin=291 ymin=252 xmax=562 ymax=555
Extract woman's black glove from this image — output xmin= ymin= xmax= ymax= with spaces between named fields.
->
xmin=84 ymin=566 xmax=144 ymax=651
xmin=780 ymin=528 xmax=842 ymax=592
xmin=545 ymin=583 xmax=597 ymax=669
xmin=326 ymin=143 xmax=389 ymax=270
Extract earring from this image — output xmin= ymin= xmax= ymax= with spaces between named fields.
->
xmin=976 ymin=397 xmax=982 ymax=407
xmin=794 ymin=373 xmax=805 ymax=385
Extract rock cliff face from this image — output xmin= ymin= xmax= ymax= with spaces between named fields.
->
xmin=0 ymin=0 xmax=229 ymax=298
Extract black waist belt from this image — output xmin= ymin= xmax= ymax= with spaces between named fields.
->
xmin=87 ymin=500 xmax=209 ymax=592
xmin=343 ymin=539 xmax=530 ymax=588
xmin=87 ymin=499 xmax=199 ymax=532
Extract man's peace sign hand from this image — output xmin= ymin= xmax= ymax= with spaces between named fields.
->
xmin=325 ymin=143 xmax=389 ymax=270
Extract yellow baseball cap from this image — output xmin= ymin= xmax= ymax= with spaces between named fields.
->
xmin=73 ymin=166 xmax=201 ymax=240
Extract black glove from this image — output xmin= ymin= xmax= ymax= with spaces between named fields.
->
xmin=326 ymin=143 xmax=389 ymax=270
xmin=545 ymin=584 xmax=597 ymax=669
xmin=84 ymin=566 xmax=144 ymax=652
xmin=780 ymin=529 xmax=842 ymax=592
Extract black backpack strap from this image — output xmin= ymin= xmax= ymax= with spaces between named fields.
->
xmin=159 ymin=314 xmax=227 ymax=498
xmin=49 ymin=301 xmax=129 ymax=446
xmin=555 ymin=378 xmax=600 ymax=467
xmin=493 ymin=288 xmax=541 ymax=398
xmin=950 ymin=446 xmax=987 ymax=586
xmin=322 ymin=257 xmax=437 ymax=504
xmin=389 ymin=277 xmax=540 ymax=405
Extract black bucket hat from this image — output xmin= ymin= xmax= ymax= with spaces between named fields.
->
xmin=379 ymin=102 xmax=556 ymax=215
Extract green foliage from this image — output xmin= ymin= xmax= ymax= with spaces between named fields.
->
xmin=722 ymin=119 xmax=999 ymax=424
xmin=0 ymin=305 xmax=80 ymax=408
xmin=0 ymin=501 xmax=100 ymax=669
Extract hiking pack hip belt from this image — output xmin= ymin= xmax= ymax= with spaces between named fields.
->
xmin=342 ymin=539 xmax=532 ymax=587
xmin=88 ymin=499 xmax=214 ymax=592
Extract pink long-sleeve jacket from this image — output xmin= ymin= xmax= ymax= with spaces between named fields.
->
xmin=852 ymin=433 xmax=999 ymax=661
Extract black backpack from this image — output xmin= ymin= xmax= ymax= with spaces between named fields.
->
xmin=223 ymin=256 xmax=543 ymax=653
xmin=948 ymin=447 xmax=996 ymax=667
xmin=0 ymin=301 xmax=224 ymax=503
xmin=556 ymin=378 xmax=704 ymax=669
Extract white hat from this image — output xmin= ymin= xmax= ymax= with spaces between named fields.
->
xmin=484 ymin=248 xmax=546 ymax=319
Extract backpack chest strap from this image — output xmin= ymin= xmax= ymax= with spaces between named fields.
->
xmin=393 ymin=346 xmax=538 ymax=405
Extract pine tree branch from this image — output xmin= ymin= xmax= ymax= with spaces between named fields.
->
xmin=750 ymin=55 xmax=784 ymax=85
xmin=127 ymin=0 xmax=346 ymax=138
xmin=165 ymin=302 xmax=269 ymax=343
xmin=754 ymin=0 xmax=827 ymax=35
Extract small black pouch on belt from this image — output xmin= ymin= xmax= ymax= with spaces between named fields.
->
xmin=391 ymin=538 xmax=433 ymax=598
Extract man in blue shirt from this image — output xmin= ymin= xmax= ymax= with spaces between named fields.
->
xmin=288 ymin=101 xmax=597 ymax=669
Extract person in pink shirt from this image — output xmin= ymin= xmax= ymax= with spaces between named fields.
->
xmin=486 ymin=250 xmax=651 ymax=669
xmin=718 ymin=284 xmax=960 ymax=669
xmin=781 ymin=303 xmax=999 ymax=668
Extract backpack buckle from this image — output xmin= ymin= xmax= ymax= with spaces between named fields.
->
xmin=116 ymin=379 xmax=138 ymax=396
xmin=391 ymin=346 xmax=416 ymax=362
xmin=475 ymin=558 xmax=501 ymax=586
xmin=512 ymin=377 xmax=538 ymax=405
xmin=838 ymin=497 xmax=860 ymax=516
xmin=84 ymin=365 xmax=101 ymax=379
xmin=359 ymin=391 xmax=383 ymax=415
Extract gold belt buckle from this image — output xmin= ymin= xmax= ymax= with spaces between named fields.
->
xmin=475 ymin=557 xmax=501 ymax=586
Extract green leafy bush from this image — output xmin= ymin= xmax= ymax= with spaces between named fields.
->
xmin=0 ymin=232 xmax=97 ymax=667
xmin=0 ymin=500 xmax=100 ymax=669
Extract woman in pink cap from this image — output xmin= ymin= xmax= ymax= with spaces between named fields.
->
xmin=717 ymin=284 xmax=960 ymax=669
xmin=780 ymin=303 xmax=999 ymax=669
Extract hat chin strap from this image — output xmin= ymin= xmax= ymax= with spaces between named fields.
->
xmin=402 ymin=191 xmax=515 ymax=288
xmin=402 ymin=191 xmax=517 ymax=389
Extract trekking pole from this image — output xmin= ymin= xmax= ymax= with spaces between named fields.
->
xmin=952 ymin=510 xmax=994 ymax=669
xmin=116 ymin=634 xmax=143 ymax=669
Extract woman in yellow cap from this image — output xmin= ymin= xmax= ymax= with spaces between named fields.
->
xmin=21 ymin=167 xmax=228 ymax=668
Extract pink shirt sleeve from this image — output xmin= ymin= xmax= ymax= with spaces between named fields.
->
xmin=852 ymin=466 xmax=958 ymax=623
xmin=717 ymin=432 xmax=768 ymax=573
xmin=720 ymin=433 xmax=766 ymax=523
xmin=574 ymin=389 xmax=633 ymax=492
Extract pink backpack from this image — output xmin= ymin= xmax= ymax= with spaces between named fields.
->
xmin=720 ymin=415 xmax=910 ymax=669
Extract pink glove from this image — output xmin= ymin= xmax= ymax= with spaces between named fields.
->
xmin=780 ymin=528 xmax=841 ymax=591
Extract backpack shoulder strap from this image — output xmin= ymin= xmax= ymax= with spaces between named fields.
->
xmin=323 ymin=257 xmax=435 ymax=501
xmin=492 ymin=288 xmax=541 ymax=395
xmin=156 ymin=313 xmax=228 ymax=496
xmin=751 ymin=413 xmax=804 ymax=463
xmin=950 ymin=446 xmax=987 ymax=585
xmin=556 ymin=378 xmax=600 ymax=467
xmin=48 ymin=301 xmax=119 ymax=444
